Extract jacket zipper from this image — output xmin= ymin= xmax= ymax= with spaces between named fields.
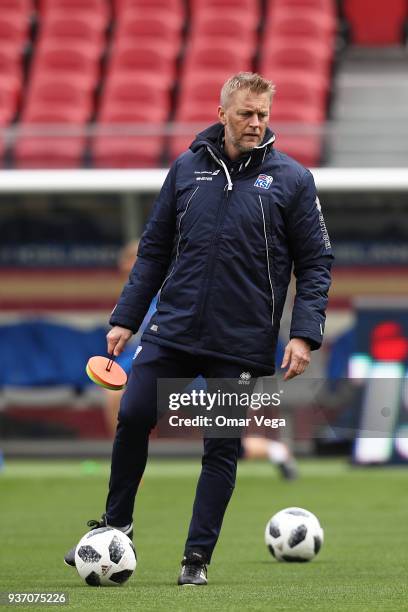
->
xmin=195 ymin=148 xmax=233 ymax=338
xmin=157 ymin=186 xmax=199 ymax=305
xmin=258 ymin=195 xmax=275 ymax=328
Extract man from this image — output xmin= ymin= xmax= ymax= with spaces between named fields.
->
xmin=64 ymin=72 xmax=333 ymax=585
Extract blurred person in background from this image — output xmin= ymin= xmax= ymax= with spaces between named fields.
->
xmin=65 ymin=72 xmax=333 ymax=585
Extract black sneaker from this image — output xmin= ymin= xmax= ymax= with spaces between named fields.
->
xmin=177 ymin=552 xmax=208 ymax=586
xmin=64 ymin=513 xmax=133 ymax=567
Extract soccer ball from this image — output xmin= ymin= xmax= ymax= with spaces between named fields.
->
xmin=75 ymin=527 xmax=137 ymax=586
xmin=265 ymin=507 xmax=324 ymax=562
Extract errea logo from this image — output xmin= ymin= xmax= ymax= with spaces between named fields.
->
xmin=239 ymin=372 xmax=251 ymax=385
xmin=254 ymin=174 xmax=273 ymax=189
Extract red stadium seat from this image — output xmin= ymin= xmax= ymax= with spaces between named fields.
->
xmin=117 ymin=6 xmax=185 ymax=30
xmin=169 ymin=107 xmax=218 ymax=161
xmin=0 ymin=74 xmax=22 ymax=110
xmin=183 ymin=41 xmax=253 ymax=77
xmin=22 ymin=105 xmax=91 ymax=124
xmin=107 ymin=42 xmax=177 ymax=88
xmin=0 ymin=86 xmax=17 ymax=123
xmin=99 ymin=75 xmax=170 ymax=118
xmin=24 ymin=78 xmax=94 ymax=121
xmin=190 ymin=14 xmax=258 ymax=46
xmin=92 ymin=137 xmax=164 ymax=168
xmin=264 ymin=70 xmax=328 ymax=109
xmin=191 ymin=0 xmax=259 ymax=12
xmin=343 ymin=0 xmax=407 ymax=44
xmin=14 ymin=111 xmax=86 ymax=169
xmin=31 ymin=43 xmax=101 ymax=92
xmin=14 ymin=137 xmax=86 ymax=168
xmin=112 ymin=36 xmax=180 ymax=61
xmin=39 ymin=14 xmax=106 ymax=48
xmin=266 ymin=9 xmax=335 ymax=41
xmin=115 ymin=12 xmax=183 ymax=46
xmin=0 ymin=0 xmax=33 ymax=16
xmin=260 ymin=39 xmax=333 ymax=76
xmin=0 ymin=11 xmax=30 ymax=47
xmin=0 ymin=44 xmax=23 ymax=71
xmin=271 ymin=99 xmax=325 ymax=123
xmin=174 ymin=107 xmax=218 ymax=123
xmin=92 ymin=109 xmax=165 ymax=168
xmin=35 ymin=38 xmax=102 ymax=61
xmin=176 ymin=74 xmax=228 ymax=116
xmin=275 ymin=133 xmax=322 ymax=166
xmin=41 ymin=8 xmax=108 ymax=32
xmin=269 ymin=0 xmax=336 ymax=17
xmin=192 ymin=7 xmax=259 ymax=30
xmin=20 ymin=109 xmax=86 ymax=124
xmin=113 ymin=0 xmax=184 ymax=13
xmin=0 ymin=47 xmax=23 ymax=98
xmin=39 ymin=0 xmax=110 ymax=20
xmin=98 ymin=106 xmax=167 ymax=123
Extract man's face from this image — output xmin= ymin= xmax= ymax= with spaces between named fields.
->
xmin=218 ymin=89 xmax=271 ymax=159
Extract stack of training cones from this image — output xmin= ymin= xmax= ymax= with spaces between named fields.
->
xmin=86 ymin=356 xmax=127 ymax=390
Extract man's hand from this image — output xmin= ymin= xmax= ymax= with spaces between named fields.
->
xmin=107 ymin=326 xmax=133 ymax=357
xmin=281 ymin=338 xmax=311 ymax=381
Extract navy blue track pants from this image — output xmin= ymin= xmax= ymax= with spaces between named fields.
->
xmin=105 ymin=341 xmax=267 ymax=562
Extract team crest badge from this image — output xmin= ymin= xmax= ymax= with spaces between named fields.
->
xmin=254 ymin=174 xmax=273 ymax=189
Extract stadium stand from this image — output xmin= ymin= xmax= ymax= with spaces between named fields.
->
xmin=1 ymin=0 xmax=340 ymax=168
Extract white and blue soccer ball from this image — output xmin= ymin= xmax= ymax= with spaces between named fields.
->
xmin=265 ymin=507 xmax=324 ymax=562
xmin=75 ymin=527 xmax=136 ymax=586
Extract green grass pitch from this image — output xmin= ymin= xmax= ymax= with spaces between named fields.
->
xmin=1 ymin=459 xmax=408 ymax=611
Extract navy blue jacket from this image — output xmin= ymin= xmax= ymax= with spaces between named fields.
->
xmin=110 ymin=124 xmax=334 ymax=373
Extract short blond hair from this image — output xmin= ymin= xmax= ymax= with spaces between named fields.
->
xmin=220 ymin=72 xmax=276 ymax=108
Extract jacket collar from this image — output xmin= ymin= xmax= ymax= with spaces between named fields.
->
xmin=190 ymin=123 xmax=275 ymax=172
